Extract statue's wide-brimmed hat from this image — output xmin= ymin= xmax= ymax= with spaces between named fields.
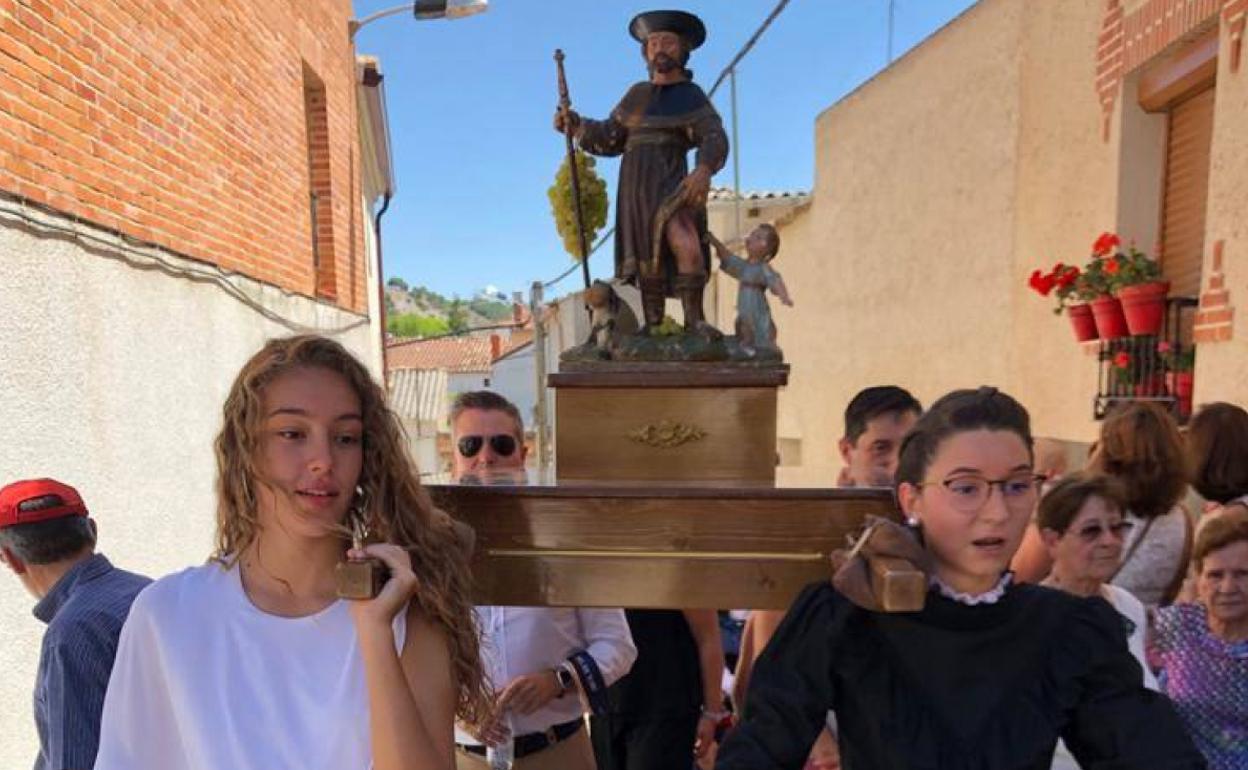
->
xmin=629 ymin=10 xmax=707 ymax=50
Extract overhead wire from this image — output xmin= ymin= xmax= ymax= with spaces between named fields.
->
xmin=0 ymin=190 xmax=369 ymax=335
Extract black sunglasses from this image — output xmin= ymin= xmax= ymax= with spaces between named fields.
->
xmin=1073 ymin=520 xmax=1134 ymax=543
xmin=457 ymin=434 xmax=518 ymax=459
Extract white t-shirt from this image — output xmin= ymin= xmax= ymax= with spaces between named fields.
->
xmin=95 ymin=561 xmax=406 ymax=770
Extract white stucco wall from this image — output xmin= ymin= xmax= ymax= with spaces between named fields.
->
xmin=491 ymin=345 xmax=538 ymax=430
xmin=447 ymin=372 xmax=491 ymax=410
xmin=0 ymin=211 xmax=377 ymax=768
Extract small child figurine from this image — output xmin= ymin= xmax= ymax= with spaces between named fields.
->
xmin=708 ymin=225 xmax=793 ymax=357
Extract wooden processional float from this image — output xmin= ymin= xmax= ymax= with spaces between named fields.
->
xmin=428 ymin=363 xmax=920 ymax=611
xmin=425 ymin=36 xmax=925 ymax=612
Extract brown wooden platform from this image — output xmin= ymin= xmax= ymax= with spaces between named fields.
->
xmin=549 ymin=365 xmax=791 ymax=485
xmin=427 ymin=480 xmax=898 ymax=609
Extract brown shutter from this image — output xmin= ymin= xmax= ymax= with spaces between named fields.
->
xmin=1159 ymin=87 xmax=1214 ymax=299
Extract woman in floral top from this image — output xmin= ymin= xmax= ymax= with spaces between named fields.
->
xmin=1151 ymin=509 xmax=1248 ymax=769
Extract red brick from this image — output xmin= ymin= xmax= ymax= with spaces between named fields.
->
xmin=0 ymin=0 xmax=368 ymax=313
xmin=1196 ymin=307 xmax=1234 ymax=325
xmin=1201 ymin=290 xmax=1230 ymax=308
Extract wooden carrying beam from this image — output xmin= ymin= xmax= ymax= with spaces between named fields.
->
xmin=428 ymin=482 xmax=898 ymax=609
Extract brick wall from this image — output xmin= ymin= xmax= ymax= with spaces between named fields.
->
xmin=1195 ymin=239 xmax=1235 ymax=342
xmin=0 ymin=0 xmax=367 ymax=312
xmin=1096 ymin=0 xmax=1231 ymax=138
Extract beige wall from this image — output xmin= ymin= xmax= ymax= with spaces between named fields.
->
xmin=761 ymin=0 xmax=1248 ymax=484
xmin=1193 ymin=24 xmax=1248 ymax=403
xmin=1006 ymin=0 xmax=1116 ymax=443
xmin=0 ymin=206 xmax=377 ymax=768
xmin=766 ymin=0 xmax=1025 ymax=484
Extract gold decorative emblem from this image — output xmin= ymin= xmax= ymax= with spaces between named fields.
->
xmin=627 ymin=420 xmax=707 ymax=448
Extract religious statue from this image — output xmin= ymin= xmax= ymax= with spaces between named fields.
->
xmin=707 ymin=226 xmax=793 ymax=360
xmin=554 ymin=10 xmax=728 ymax=339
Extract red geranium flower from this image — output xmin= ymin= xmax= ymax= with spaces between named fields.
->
xmin=1092 ymin=232 xmax=1121 ymax=257
xmin=1113 ymin=351 xmax=1131 ymax=369
xmin=1028 ymin=269 xmax=1056 ymax=296
xmin=1104 ymin=258 xmax=1120 ymax=275
xmin=1055 ymin=266 xmax=1080 ymax=289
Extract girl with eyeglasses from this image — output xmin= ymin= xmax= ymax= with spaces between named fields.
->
xmin=715 ymin=388 xmax=1202 ymax=770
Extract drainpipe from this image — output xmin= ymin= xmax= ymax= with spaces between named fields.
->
xmin=374 ymin=193 xmax=392 ymax=388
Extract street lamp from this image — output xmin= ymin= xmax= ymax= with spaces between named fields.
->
xmin=349 ymin=0 xmax=488 ymax=38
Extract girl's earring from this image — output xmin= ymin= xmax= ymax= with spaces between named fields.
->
xmin=906 ymin=515 xmax=921 ymax=528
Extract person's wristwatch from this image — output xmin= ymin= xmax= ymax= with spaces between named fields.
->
xmin=554 ymin=662 xmax=576 ymax=698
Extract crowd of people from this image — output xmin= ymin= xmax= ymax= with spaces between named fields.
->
xmin=3 ymin=334 xmax=1246 ymax=770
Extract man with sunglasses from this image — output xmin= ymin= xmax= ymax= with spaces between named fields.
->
xmin=449 ymin=391 xmax=637 ymax=770
xmin=450 ymin=391 xmax=527 ymax=478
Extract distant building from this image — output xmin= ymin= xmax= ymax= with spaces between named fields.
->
xmin=386 ymin=317 xmax=534 ymax=473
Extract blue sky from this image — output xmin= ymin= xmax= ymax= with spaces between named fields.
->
xmin=352 ymin=0 xmax=978 ymax=301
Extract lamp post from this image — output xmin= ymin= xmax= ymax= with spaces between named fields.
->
xmin=349 ymin=0 xmax=488 ymax=39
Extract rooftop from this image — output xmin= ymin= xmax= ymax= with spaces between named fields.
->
xmin=387 ymin=329 xmax=533 ymax=372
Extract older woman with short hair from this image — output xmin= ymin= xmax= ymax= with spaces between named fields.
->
xmin=1150 ymin=509 xmax=1248 ymax=769
xmin=1038 ymin=473 xmax=1159 ymax=770
xmin=1038 ymin=473 xmax=1157 ymax=687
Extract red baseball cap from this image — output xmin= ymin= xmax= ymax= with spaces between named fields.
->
xmin=0 ymin=479 xmax=89 ymax=529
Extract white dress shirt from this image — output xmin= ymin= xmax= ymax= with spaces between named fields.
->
xmin=455 ymin=606 xmax=637 ymax=742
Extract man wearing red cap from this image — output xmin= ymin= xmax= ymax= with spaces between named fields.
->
xmin=0 ymin=478 xmax=149 ymax=770
xmin=555 ymin=10 xmax=728 ymax=338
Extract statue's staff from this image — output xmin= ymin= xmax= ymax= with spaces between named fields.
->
xmin=554 ymin=49 xmax=592 ymax=290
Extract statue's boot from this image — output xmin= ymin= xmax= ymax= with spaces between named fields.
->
xmin=637 ymin=277 xmax=666 ymax=334
xmin=674 ymin=273 xmax=722 ymax=340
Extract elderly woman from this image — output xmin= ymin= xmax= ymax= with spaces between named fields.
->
xmin=1150 ymin=509 xmax=1248 ymax=769
xmin=1038 ymin=473 xmax=1157 ymax=688
xmin=1038 ymin=473 xmax=1159 ymax=770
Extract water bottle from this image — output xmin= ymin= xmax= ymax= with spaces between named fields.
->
xmin=485 ymin=721 xmax=513 ymax=770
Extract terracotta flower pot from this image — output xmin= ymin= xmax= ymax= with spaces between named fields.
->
xmin=1116 ymin=280 xmax=1170 ymax=336
xmin=1090 ymin=295 xmax=1129 ymax=339
xmin=1167 ymin=371 xmax=1194 ymax=418
xmin=1066 ymin=303 xmax=1099 ymax=343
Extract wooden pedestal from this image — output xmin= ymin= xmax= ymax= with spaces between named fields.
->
xmin=549 ymin=366 xmax=788 ymax=483
xmin=428 ymin=481 xmax=897 ymax=609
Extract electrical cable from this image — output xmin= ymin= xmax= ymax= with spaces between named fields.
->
xmin=0 ymin=190 xmax=369 ymax=335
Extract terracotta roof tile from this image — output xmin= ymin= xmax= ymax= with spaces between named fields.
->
xmin=386 ymin=336 xmax=494 ymax=373
xmin=386 ymin=329 xmax=536 ymax=372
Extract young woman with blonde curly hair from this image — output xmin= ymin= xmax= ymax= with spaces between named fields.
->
xmin=95 ymin=335 xmax=489 ymax=770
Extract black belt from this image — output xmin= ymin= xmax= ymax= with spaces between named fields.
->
xmin=458 ymin=718 xmax=583 ymax=760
